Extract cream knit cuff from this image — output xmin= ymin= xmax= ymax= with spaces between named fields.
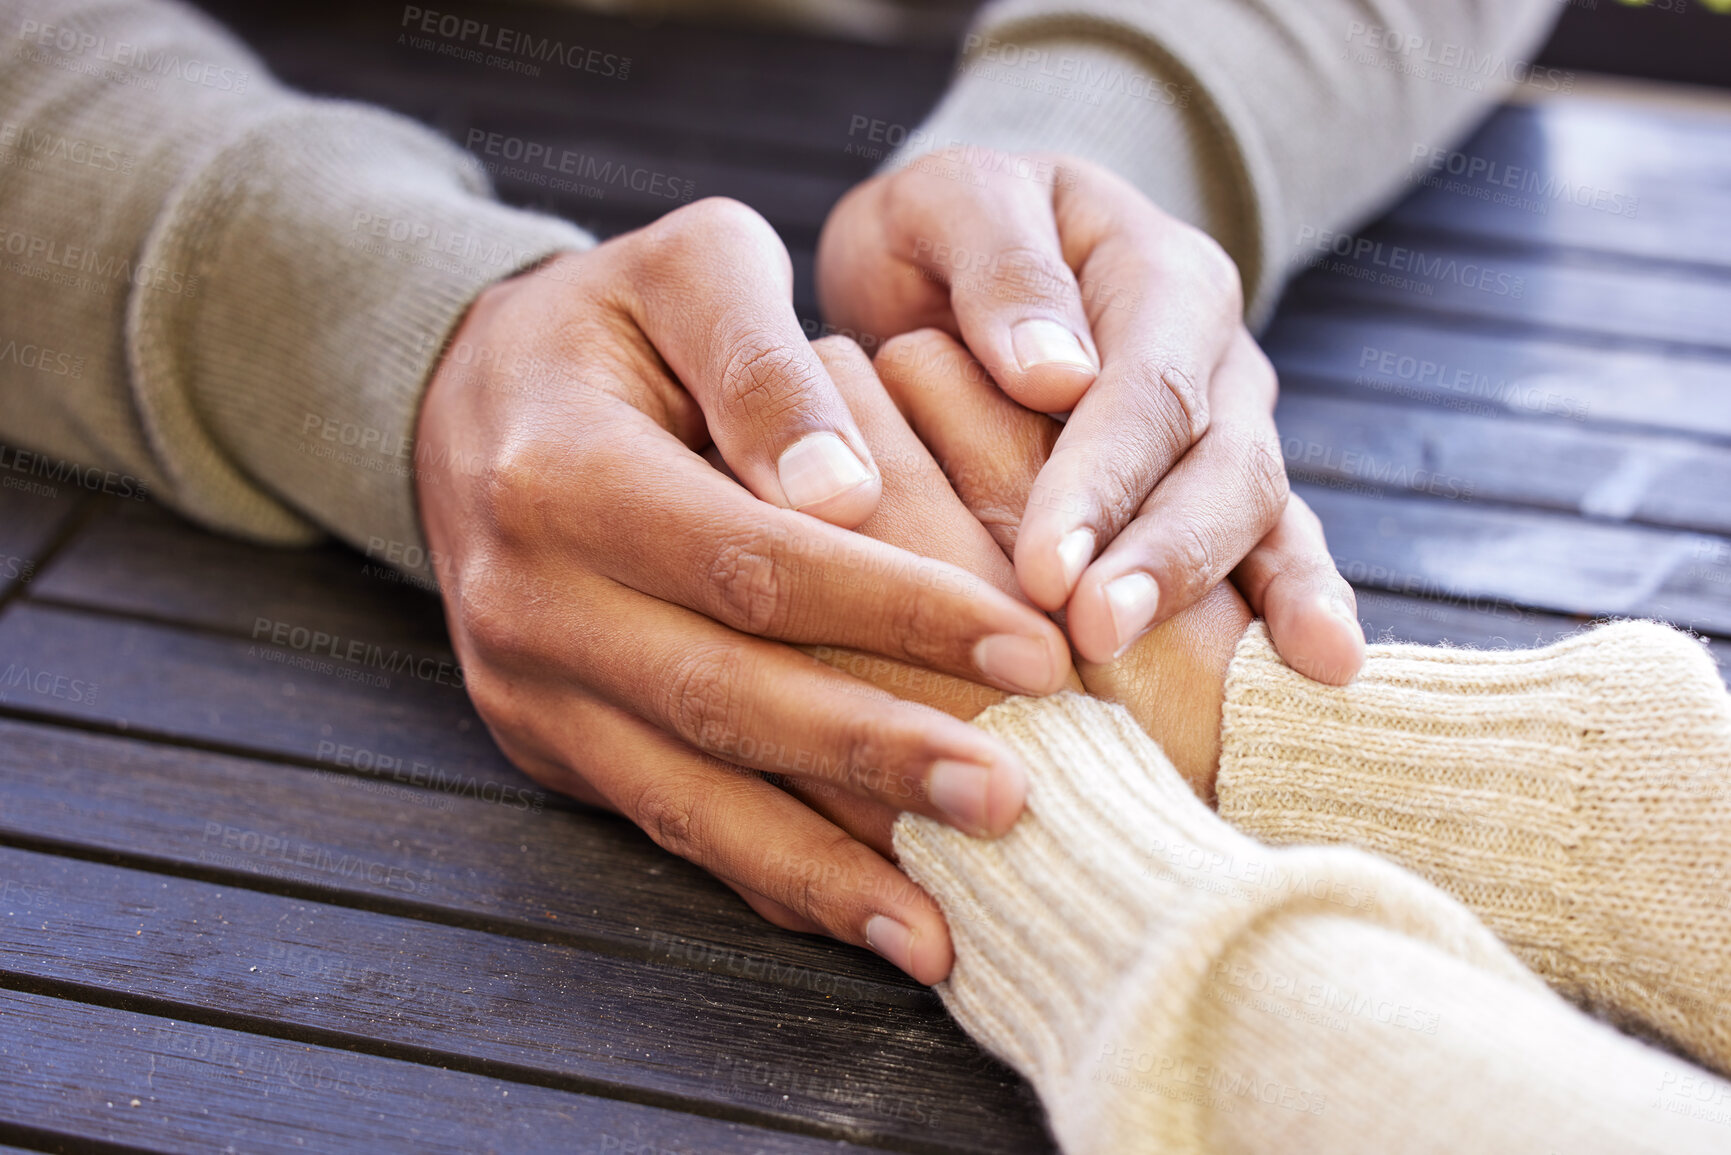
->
xmin=894 ymin=691 xmax=1531 ymax=1154
xmin=1217 ymin=619 xmax=1731 ymax=1074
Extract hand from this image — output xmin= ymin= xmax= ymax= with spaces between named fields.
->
xmin=874 ymin=329 xmax=1356 ymax=803
xmin=818 ymin=150 xmax=1365 ymax=684
xmin=414 ymin=199 xmax=1073 ymax=983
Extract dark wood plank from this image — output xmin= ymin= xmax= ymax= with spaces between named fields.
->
xmin=0 ymin=484 xmax=85 ymax=603
xmin=1300 ymin=483 xmax=1731 ymax=637
xmin=0 ymin=602 xmax=496 ymax=775
xmin=196 ymin=0 xmax=954 ymax=161
xmin=0 ymin=716 xmax=927 ymax=997
xmin=1276 ymin=392 xmax=1731 ymax=536
xmin=0 ymin=847 xmax=1045 ymax=1153
xmin=1264 ymin=311 xmax=1731 ymax=441
xmin=28 ymin=500 xmax=452 ymax=655
xmin=1285 ymin=233 xmax=1731 ymax=354
xmin=0 ymin=987 xmax=880 ymax=1155
xmin=1382 ymin=99 xmax=1731 ymax=270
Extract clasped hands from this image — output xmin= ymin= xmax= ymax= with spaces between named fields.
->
xmin=415 ymin=150 xmax=1366 ymax=983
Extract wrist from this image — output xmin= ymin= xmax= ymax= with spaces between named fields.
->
xmin=1078 ymin=581 xmax=1250 ymax=804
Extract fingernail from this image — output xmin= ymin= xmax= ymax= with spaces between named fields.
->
xmin=973 ymin=633 xmax=1059 ymax=695
xmin=866 ymin=914 xmax=917 ymax=975
xmin=778 ymin=432 xmax=873 ymax=511
xmin=1104 ymin=572 xmax=1159 ymax=657
xmin=1011 ymin=319 xmax=1095 ymax=374
xmin=928 ymin=759 xmax=993 ymax=835
xmin=1056 ymin=528 xmax=1095 ymax=592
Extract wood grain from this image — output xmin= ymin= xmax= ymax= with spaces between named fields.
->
xmin=0 ymin=847 xmax=1045 ymax=1153
xmin=0 ymin=716 xmax=927 ymax=999
xmin=0 ymin=987 xmax=885 ymax=1154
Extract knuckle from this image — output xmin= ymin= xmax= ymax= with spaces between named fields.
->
xmin=666 ymin=642 xmax=750 ymax=754
xmin=719 ymin=335 xmax=825 ymax=427
xmin=1152 ymin=361 xmax=1211 ymax=445
xmin=461 ymin=666 xmax=529 ymax=741
xmin=787 ymin=829 xmax=867 ymax=924
xmin=475 ymin=438 xmax=561 ymax=545
xmin=665 ymin=196 xmax=772 ymax=242
xmin=981 ymin=244 xmax=1076 ymax=307
xmin=1163 ymin=517 xmax=1223 ymax=596
xmin=882 ymin=581 xmax=956 ymax=669
xmin=452 ymin=561 xmax=530 ymax=661
xmin=629 ymin=779 xmax=704 ymax=862
xmin=1041 ymin=441 xmax=1150 ymax=533
xmin=1238 ymin=426 xmax=1291 ymax=529
xmin=706 ymin=528 xmax=793 ymax=636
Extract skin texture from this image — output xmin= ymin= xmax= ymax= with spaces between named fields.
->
xmin=871 ymin=329 xmax=1257 ymax=804
xmin=417 ymin=203 xmax=1077 ymax=985
xmin=414 ymin=173 xmax=1367 ymax=982
xmin=820 ymin=150 xmax=1365 ymax=683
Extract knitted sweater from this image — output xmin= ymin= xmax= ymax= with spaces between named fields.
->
xmin=0 ymin=0 xmax=1560 ymax=555
xmin=895 ymin=619 xmax=1731 ymax=1153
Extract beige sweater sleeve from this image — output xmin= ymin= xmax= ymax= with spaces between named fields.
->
xmin=0 ymin=0 xmax=591 ymax=553
xmin=889 ymin=0 xmax=1564 ymax=325
xmin=1218 ymin=618 xmax=1731 ymax=1077
xmin=896 ymin=693 xmax=1731 ymax=1154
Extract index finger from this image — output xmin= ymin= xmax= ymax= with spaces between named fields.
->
xmin=1012 ymin=180 xmax=1245 ymax=613
xmin=547 ymin=388 xmax=1072 ymax=698
xmin=623 ymin=197 xmax=883 ymax=527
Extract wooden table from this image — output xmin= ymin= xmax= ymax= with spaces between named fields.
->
xmin=3 ymin=3 xmax=1729 ymax=1151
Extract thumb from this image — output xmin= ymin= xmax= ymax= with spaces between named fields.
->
xmin=629 ymin=197 xmax=883 ymax=527
xmin=890 ymin=153 xmax=1100 ymax=413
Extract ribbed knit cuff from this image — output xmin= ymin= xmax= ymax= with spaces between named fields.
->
xmin=1217 ymin=619 xmax=1731 ymax=1073
xmin=130 ymin=100 xmax=593 ymax=561
xmin=893 ymin=691 xmax=1525 ymax=1153
xmin=884 ymin=29 xmax=1279 ymax=325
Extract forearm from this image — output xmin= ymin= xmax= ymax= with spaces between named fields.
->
xmin=0 ymin=0 xmax=589 ymax=554
xmin=1200 ymin=915 xmax=1723 ymax=1154
xmin=1218 ymin=619 xmax=1731 ymax=1076
xmin=897 ymin=692 xmax=1730 ymax=1154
